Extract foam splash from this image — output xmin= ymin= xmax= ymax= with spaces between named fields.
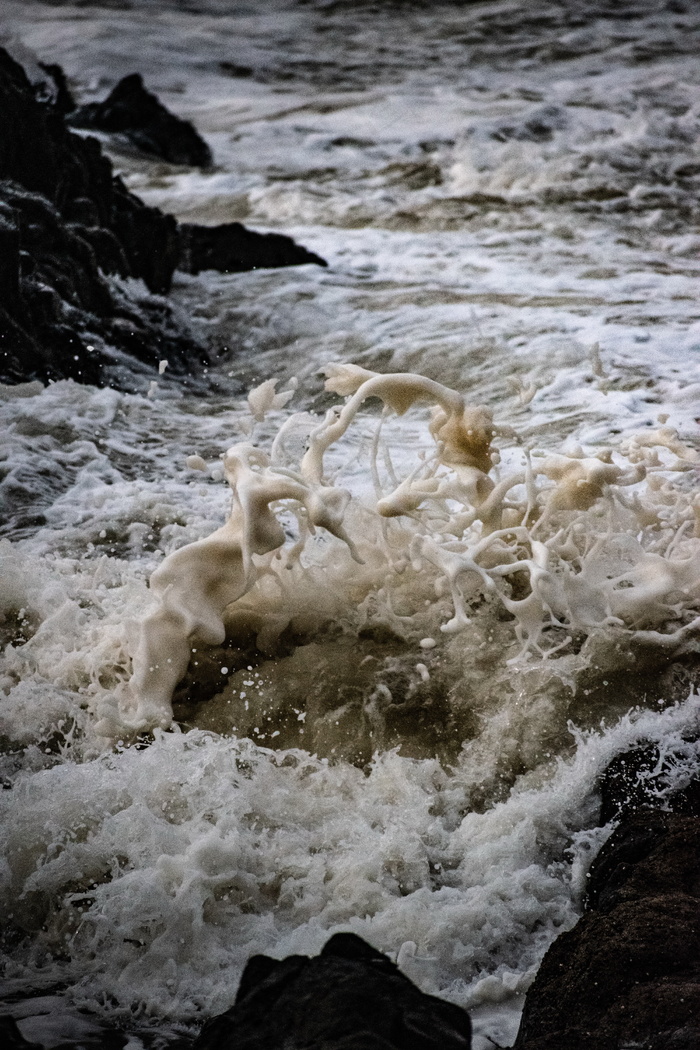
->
xmin=112 ymin=366 xmax=497 ymax=731
xmin=113 ymin=364 xmax=700 ymax=741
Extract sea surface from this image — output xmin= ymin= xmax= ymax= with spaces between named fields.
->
xmin=1 ymin=2 xmax=700 ymax=1047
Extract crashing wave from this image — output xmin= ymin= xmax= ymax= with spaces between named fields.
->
xmin=107 ymin=365 xmax=700 ymax=742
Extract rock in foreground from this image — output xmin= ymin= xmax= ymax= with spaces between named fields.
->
xmin=193 ymin=932 xmax=472 ymax=1050
xmin=514 ymin=809 xmax=700 ymax=1050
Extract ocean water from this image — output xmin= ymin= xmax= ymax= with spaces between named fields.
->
xmin=1 ymin=2 xmax=700 ymax=1047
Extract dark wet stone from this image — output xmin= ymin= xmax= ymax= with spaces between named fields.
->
xmin=599 ymin=740 xmax=700 ymax=824
xmin=0 ymin=181 xmax=209 ymax=389
xmin=584 ymin=809 xmax=700 ymax=911
xmin=0 ymin=49 xmax=182 ymax=294
xmin=0 ymin=46 xmax=327 ymax=390
xmin=599 ymin=742 xmax=666 ymax=824
xmin=514 ymin=811 xmax=700 ymax=1050
xmin=192 ymin=932 xmax=471 ymax=1050
xmin=179 ymin=222 xmax=327 ymax=274
xmin=0 ymin=46 xmax=208 ymax=389
xmin=70 ymin=73 xmax=213 ymax=168
xmin=37 ymin=62 xmax=75 ymax=116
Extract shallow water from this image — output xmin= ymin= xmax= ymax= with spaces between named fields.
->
xmin=1 ymin=3 xmax=700 ymax=1048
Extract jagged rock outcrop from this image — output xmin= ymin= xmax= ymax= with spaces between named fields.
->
xmin=0 ymin=46 xmax=207 ymax=389
xmin=0 ymin=49 xmax=182 ymax=295
xmin=193 ymin=932 xmax=472 ymax=1050
xmin=0 ymin=48 xmax=326 ymax=391
xmin=69 ymin=72 xmax=213 ymax=168
xmin=0 ymin=180 xmax=207 ymax=389
xmin=37 ymin=61 xmax=75 ymax=117
xmin=180 ymin=221 xmax=328 ymax=275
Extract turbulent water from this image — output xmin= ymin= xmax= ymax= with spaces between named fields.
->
xmin=2 ymin=2 xmax=700 ymax=1047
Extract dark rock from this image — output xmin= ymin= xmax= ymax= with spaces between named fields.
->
xmin=584 ymin=808 xmax=700 ymax=912
xmin=0 ymin=178 xmax=208 ymax=389
xmin=180 ymin=221 xmax=328 ymax=274
xmin=0 ymin=46 xmax=183 ymax=296
xmin=599 ymin=740 xmax=700 ymax=824
xmin=193 ymin=932 xmax=471 ymax=1050
xmin=514 ymin=740 xmax=700 ymax=1048
xmin=0 ymin=46 xmax=325 ymax=390
xmin=0 ymin=46 xmax=208 ymax=388
xmin=37 ymin=62 xmax=75 ymax=116
xmin=599 ymin=742 xmax=667 ymax=824
xmin=70 ymin=73 xmax=213 ymax=168
xmin=513 ymin=811 xmax=700 ymax=1050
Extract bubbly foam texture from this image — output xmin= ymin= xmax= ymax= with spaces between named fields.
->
xmin=1 ymin=365 xmax=699 ymax=1050
xmin=110 ymin=366 xmax=700 ymax=758
xmin=2 ymin=697 xmax=700 ymax=1041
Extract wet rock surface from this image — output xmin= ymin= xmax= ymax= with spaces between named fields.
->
xmin=69 ymin=73 xmax=213 ymax=168
xmin=180 ymin=221 xmax=328 ymax=275
xmin=193 ymin=932 xmax=472 ymax=1050
xmin=0 ymin=180 xmax=210 ymax=390
xmin=0 ymin=50 xmax=184 ymax=298
xmin=0 ymin=935 xmax=470 ymax=1050
xmin=514 ymin=803 xmax=700 ymax=1050
xmin=0 ymin=49 xmax=326 ymax=391
xmin=599 ymin=740 xmax=700 ymax=825
xmin=0 ymin=46 xmax=207 ymax=389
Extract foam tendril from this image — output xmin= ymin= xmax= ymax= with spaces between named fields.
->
xmin=113 ymin=365 xmax=700 ymax=734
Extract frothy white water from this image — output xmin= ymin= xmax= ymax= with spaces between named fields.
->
xmin=3 ymin=701 xmax=700 ymax=1046
xmin=2 ymin=2 xmax=700 ymax=1047
xmin=2 ymin=367 xmax=699 ymax=1049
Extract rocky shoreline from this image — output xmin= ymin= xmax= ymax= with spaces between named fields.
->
xmin=0 ymin=48 xmax=325 ymax=392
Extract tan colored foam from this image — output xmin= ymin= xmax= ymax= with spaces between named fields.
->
xmin=119 ymin=365 xmax=700 ymax=733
